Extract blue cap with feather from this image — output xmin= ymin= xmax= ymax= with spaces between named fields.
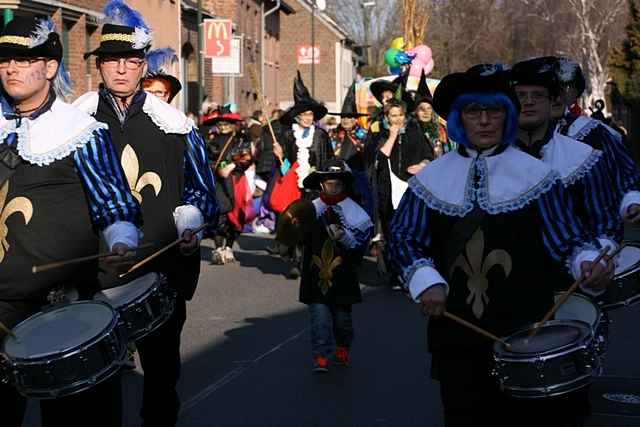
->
xmin=0 ymin=16 xmax=73 ymax=100
xmin=84 ymin=0 xmax=153 ymax=59
xmin=144 ymin=47 xmax=181 ymax=102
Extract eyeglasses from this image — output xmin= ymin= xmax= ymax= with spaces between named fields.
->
xmin=0 ymin=57 xmax=46 ymax=69
xmin=515 ymin=90 xmax=550 ymax=104
xmin=461 ymin=103 xmax=505 ymax=119
xmin=100 ymin=57 xmax=145 ymax=70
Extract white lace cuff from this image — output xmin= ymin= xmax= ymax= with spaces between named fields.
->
xmin=408 ymin=264 xmax=449 ymax=302
xmin=102 ymin=221 xmax=139 ymax=251
xmin=173 ymin=205 xmax=204 ymax=240
xmin=619 ymin=191 xmax=640 ymax=219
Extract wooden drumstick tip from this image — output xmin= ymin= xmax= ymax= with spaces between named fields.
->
xmin=0 ymin=321 xmax=18 ymax=341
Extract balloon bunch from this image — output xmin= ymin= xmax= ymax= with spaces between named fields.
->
xmin=383 ymin=37 xmax=435 ymax=92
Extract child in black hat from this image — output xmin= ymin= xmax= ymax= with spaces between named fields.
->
xmin=299 ymin=159 xmax=373 ymax=372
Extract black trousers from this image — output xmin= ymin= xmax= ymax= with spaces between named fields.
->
xmin=0 ymin=300 xmax=123 ymax=427
xmin=136 ymin=294 xmax=187 ymax=427
xmin=432 ymin=350 xmax=591 ymax=427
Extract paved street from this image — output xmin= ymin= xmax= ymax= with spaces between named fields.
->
xmin=24 ymin=233 xmax=640 ymax=426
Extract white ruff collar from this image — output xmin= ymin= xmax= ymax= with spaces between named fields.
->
xmin=293 ymin=124 xmax=315 ymax=188
xmin=409 ymin=145 xmax=558 ymax=216
xmin=73 ymin=91 xmax=194 ymax=135
xmin=540 ymin=132 xmax=602 ymax=187
xmin=312 ymin=197 xmax=373 ymax=232
xmin=0 ymin=98 xmax=107 ymax=166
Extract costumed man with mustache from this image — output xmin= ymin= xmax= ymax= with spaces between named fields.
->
xmin=73 ymin=1 xmax=217 ymax=426
xmin=0 ymin=16 xmax=141 ymax=427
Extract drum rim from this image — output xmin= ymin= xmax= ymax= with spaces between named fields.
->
xmin=501 ymin=373 xmax=593 ymax=399
xmin=494 ymin=319 xmax=593 ymax=357
xmin=553 ymin=291 xmax=601 ymax=327
xmin=2 ymin=301 xmax=119 ymax=361
xmin=614 ymin=241 xmax=640 ymax=279
xmin=94 ymin=272 xmax=161 ymax=308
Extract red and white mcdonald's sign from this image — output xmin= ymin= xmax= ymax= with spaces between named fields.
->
xmin=203 ymin=19 xmax=233 ymax=58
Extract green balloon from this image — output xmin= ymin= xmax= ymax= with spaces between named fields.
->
xmin=384 ymin=48 xmax=401 ymax=68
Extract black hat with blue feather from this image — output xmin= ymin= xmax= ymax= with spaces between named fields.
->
xmin=144 ymin=47 xmax=181 ymax=102
xmin=84 ymin=0 xmax=153 ymax=59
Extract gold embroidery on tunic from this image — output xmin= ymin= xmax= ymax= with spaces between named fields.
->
xmin=121 ymin=144 xmax=162 ymax=203
xmin=449 ymin=228 xmax=512 ymax=319
xmin=312 ymin=239 xmax=342 ymax=295
xmin=0 ymin=182 xmax=33 ymax=263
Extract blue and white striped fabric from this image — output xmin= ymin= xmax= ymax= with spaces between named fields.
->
xmin=73 ymin=127 xmax=142 ymax=230
xmin=182 ymin=127 xmax=218 ymax=234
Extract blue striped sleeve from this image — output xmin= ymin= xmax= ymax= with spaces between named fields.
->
xmin=538 ymin=180 xmax=589 ymax=264
xmin=580 ymin=156 xmax=623 ymax=241
xmin=595 ymin=126 xmax=640 ymax=199
xmin=182 ymin=128 xmax=218 ymax=234
xmin=388 ymin=189 xmax=434 ymax=280
xmin=73 ymin=128 xmax=142 ymax=231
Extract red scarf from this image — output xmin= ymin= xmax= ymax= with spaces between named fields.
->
xmin=320 ymin=192 xmax=348 ymax=205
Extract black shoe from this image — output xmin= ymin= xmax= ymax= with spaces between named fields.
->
xmin=287 ymin=266 xmax=301 ymax=279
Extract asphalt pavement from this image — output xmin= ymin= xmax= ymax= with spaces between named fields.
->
xmin=22 ymin=233 xmax=640 ymax=426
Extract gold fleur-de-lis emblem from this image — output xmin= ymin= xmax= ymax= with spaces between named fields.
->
xmin=0 ymin=181 xmax=33 ymax=263
xmin=312 ymin=239 xmax=343 ymax=295
xmin=121 ymin=144 xmax=162 ymax=203
xmin=449 ymin=228 xmax=512 ymax=319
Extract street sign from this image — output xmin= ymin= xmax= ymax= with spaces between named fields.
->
xmin=203 ymin=19 xmax=233 ymax=58
xmin=297 ymin=46 xmax=320 ymax=65
xmin=212 ymin=36 xmax=243 ymax=76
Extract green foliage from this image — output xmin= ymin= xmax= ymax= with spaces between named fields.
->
xmin=610 ymin=0 xmax=640 ymax=106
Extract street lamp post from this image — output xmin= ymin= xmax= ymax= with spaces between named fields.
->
xmin=311 ymin=0 xmax=315 ymax=97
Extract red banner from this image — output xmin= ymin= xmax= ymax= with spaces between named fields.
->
xmin=203 ymin=19 xmax=233 ymax=58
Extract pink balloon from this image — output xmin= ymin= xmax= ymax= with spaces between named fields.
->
xmin=424 ymin=58 xmax=435 ymax=75
xmin=405 ymin=45 xmax=434 ymax=91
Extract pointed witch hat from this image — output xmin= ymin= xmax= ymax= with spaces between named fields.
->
xmin=328 ymin=83 xmax=368 ymax=118
xmin=413 ymin=71 xmax=433 ymax=108
xmin=280 ymin=71 xmax=328 ymax=125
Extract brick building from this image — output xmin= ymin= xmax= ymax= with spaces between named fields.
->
xmin=0 ymin=0 xmax=356 ymax=116
xmin=278 ymin=0 xmax=359 ymax=113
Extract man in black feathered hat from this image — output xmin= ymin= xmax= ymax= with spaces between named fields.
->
xmin=74 ymin=1 xmax=218 ymax=425
xmin=389 ymin=63 xmax=610 ymax=427
xmin=0 ymin=15 xmax=142 ymax=427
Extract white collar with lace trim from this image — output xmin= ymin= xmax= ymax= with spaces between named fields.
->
xmin=409 ymin=145 xmax=559 ymax=217
xmin=72 ymin=91 xmax=194 ymax=135
xmin=0 ymin=98 xmax=107 ymax=166
xmin=540 ymin=132 xmax=602 ymax=187
xmin=312 ymin=197 xmax=373 ymax=232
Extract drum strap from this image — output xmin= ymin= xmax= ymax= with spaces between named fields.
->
xmin=443 ymin=206 xmax=485 ymax=279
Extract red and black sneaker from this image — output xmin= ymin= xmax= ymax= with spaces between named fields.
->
xmin=335 ymin=346 xmax=349 ymax=366
xmin=312 ymin=355 xmax=329 ymax=373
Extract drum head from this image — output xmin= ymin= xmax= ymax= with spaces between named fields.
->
xmin=614 ymin=244 xmax=640 ymax=279
xmin=3 ymin=302 xmax=114 ymax=359
xmin=554 ymin=293 xmax=599 ymax=327
xmin=94 ymin=273 xmax=158 ymax=308
xmin=500 ymin=320 xmax=590 ymax=355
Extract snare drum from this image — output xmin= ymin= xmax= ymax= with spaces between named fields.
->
xmin=1 ymin=301 xmax=126 ymax=399
xmin=493 ymin=320 xmax=598 ymax=398
xmin=599 ymin=243 xmax=640 ymax=311
xmin=554 ymin=292 xmax=608 ymax=372
xmin=94 ymin=272 xmax=175 ymax=342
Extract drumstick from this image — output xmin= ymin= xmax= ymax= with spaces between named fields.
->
xmin=119 ymin=223 xmax=210 ymax=278
xmin=529 ymin=243 xmax=625 ymax=338
xmin=0 ymin=320 xmax=17 ymax=341
xmin=444 ymin=311 xmax=512 ymax=350
xmin=31 ymin=243 xmax=155 ymax=274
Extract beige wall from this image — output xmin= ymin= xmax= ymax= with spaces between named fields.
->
xmin=129 ymin=0 xmax=182 ymax=106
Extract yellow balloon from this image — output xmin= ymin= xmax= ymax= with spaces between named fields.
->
xmin=390 ymin=37 xmax=404 ymax=50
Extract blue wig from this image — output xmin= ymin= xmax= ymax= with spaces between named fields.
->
xmin=446 ymin=92 xmax=518 ymax=149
